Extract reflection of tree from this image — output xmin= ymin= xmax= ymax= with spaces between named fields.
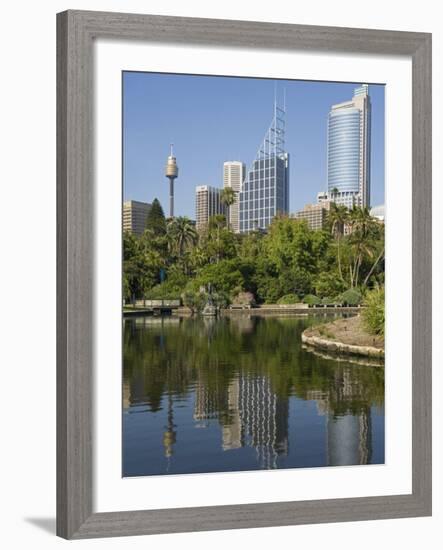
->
xmin=123 ymin=315 xmax=384 ymax=467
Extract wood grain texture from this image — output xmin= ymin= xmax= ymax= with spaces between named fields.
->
xmin=57 ymin=10 xmax=93 ymax=538
xmin=56 ymin=10 xmax=432 ymax=539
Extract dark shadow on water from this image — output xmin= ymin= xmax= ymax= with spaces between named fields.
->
xmin=25 ymin=517 xmax=56 ymax=535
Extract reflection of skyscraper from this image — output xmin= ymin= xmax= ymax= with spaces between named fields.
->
xmin=327 ymin=84 xmax=371 ymax=208
xmin=324 ymin=368 xmax=372 ymax=465
xmin=222 ymin=375 xmax=289 ymax=468
xmin=326 ymin=408 xmax=372 ymax=466
xmin=222 ymin=379 xmax=242 ymax=450
xmin=193 ymin=379 xmax=227 ymax=427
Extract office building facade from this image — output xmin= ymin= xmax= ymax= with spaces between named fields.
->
xmin=327 ymin=84 xmax=371 ymax=209
xmin=195 ymin=185 xmax=227 ymax=230
xmin=239 ymin=103 xmax=289 ymax=233
xmin=223 ymin=161 xmax=246 ymax=233
xmin=123 ymin=200 xmax=152 ymax=236
xmin=292 ymin=199 xmax=331 ymax=231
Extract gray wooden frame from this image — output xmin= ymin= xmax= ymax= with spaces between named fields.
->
xmin=57 ymin=9 xmax=432 ymax=539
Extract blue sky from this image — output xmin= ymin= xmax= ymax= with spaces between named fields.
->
xmin=123 ymin=72 xmax=385 ymax=217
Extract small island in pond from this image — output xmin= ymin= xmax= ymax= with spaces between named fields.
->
xmin=302 ymin=315 xmax=384 ymax=360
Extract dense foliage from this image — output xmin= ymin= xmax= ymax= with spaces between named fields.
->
xmin=123 ymin=200 xmax=385 ymax=307
xmin=362 ymin=287 xmax=385 ymax=335
xmin=277 ymin=294 xmax=301 ymax=305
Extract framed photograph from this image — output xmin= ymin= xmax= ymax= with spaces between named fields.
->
xmin=57 ymin=10 xmax=432 ymax=539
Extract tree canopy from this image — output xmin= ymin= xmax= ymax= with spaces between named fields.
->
xmin=146 ymin=198 xmax=166 ymax=236
xmin=124 ymin=199 xmax=385 ymax=307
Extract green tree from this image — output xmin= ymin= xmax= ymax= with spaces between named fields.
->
xmin=362 ymin=286 xmax=385 ymax=335
xmin=167 ymin=216 xmax=197 ymax=258
xmin=328 ymin=202 xmax=349 ymax=281
xmin=346 ymin=206 xmax=382 ymax=288
xmin=220 ymin=186 xmax=237 ymax=228
xmin=202 ymin=215 xmax=237 ymax=263
xmin=193 ymin=259 xmax=245 ymax=298
xmin=146 ymin=198 xmax=166 ymax=236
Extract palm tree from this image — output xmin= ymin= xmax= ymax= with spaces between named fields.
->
xmin=347 ymin=206 xmax=380 ymax=288
xmin=207 ymin=214 xmax=227 ymax=263
xmin=348 ymin=205 xmax=373 ymax=237
xmin=328 ymin=203 xmax=349 ymax=281
xmin=167 ymin=216 xmax=197 ymax=258
xmin=331 ymin=187 xmax=339 ymax=200
xmin=220 ymin=187 xmax=237 ymax=228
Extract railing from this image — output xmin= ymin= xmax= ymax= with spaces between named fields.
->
xmin=125 ymin=299 xmax=181 ymax=308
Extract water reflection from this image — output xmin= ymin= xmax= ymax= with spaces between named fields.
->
xmin=123 ymin=315 xmax=384 ymax=476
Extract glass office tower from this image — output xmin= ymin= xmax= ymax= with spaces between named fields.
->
xmin=327 ymin=84 xmax=371 ymax=209
xmin=239 ymin=103 xmax=289 ymax=233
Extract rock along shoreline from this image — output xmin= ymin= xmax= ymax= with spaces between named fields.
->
xmin=301 ymin=316 xmax=384 ymax=361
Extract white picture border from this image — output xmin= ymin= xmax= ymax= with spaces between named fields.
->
xmin=93 ymin=39 xmax=412 ymax=513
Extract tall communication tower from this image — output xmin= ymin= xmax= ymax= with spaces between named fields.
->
xmin=165 ymin=144 xmax=178 ymax=218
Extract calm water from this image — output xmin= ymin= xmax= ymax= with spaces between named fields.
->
xmin=123 ymin=315 xmax=384 ymax=477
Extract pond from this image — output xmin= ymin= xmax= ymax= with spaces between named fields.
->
xmin=123 ymin=314 xmax=384 ymax=477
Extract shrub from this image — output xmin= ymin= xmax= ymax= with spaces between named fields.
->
xmin=303 ymin=294 xmax=321 ymax=306
xmin=362 ymin=287 xmax=385 ymax=335
xmin=181 ymin=288 xmax=207 ymax=314
xmin=211 ymin=290 xmax=230 ymax=309
xmin=144 ymin=270 xmax=187 ymax=300
xmin=314 ymin=272 xmax=346 ymax=298
xmin=232 ymin=291 xmax=256 ymax=307
xmin=339 ymin=288 xmax=362 ymax=306
xmin=277 ymin=293 xmax=300 ymax=305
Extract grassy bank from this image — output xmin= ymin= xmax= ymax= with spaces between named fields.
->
xmin=302 ymin=315 xmax=384 ymax=360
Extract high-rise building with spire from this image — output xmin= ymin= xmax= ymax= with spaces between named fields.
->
xmin=239 ymin=99 xmax=289 ymax=233
xmin=327 ymin=84 xmax=371 ymax=209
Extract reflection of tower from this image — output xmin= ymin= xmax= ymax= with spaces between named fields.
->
xmin=163 ymin=393 xmax=177 ymax=467
xmin=165 ymin=143 xmax=178 ymax=218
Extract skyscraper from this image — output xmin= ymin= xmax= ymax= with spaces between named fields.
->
xmin=239 ymin=102 xmax=289 ymax=233
xmin=123 ymin=200 xmax=152 ymax=236
xmin=195 ymin=185 xmax=227 ymax=230
xmin=223 ymin=161 xmax=245 ymax=233
xmin=327 ymin=84 xmax=371 ymax=209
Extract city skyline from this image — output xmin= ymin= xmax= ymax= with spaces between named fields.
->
xmin=123 ymin=72 xmax=385 ymax=219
